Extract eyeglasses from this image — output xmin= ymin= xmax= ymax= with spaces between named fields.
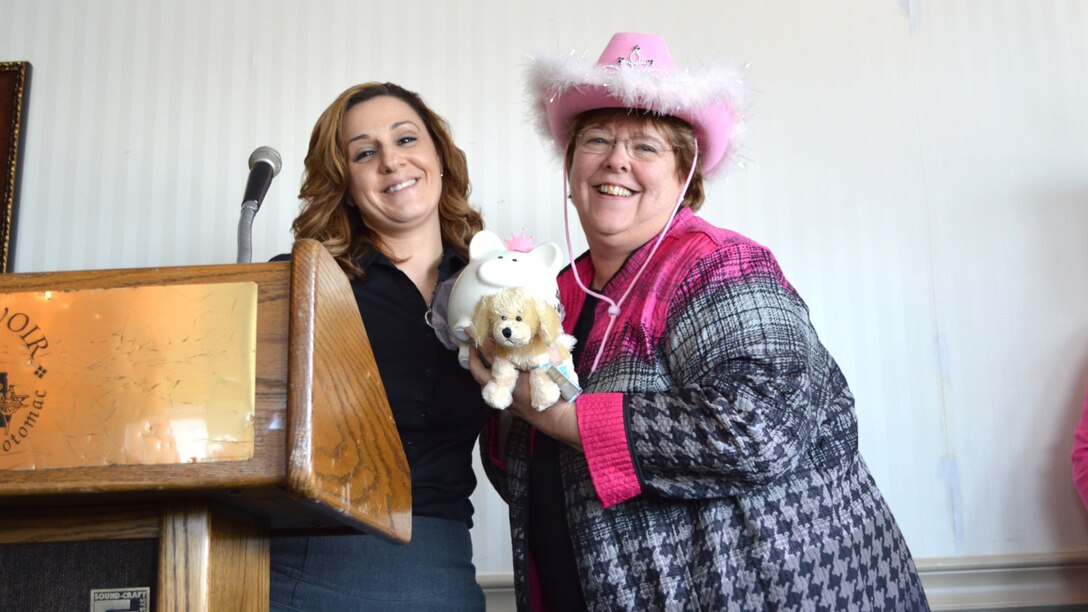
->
xmin=575 ymin=129 xmax=673 ymax=162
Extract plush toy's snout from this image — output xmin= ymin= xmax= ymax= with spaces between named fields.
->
xmin=494 ymin=318 xmax=531 ymax=347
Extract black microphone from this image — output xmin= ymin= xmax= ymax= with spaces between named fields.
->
xmin=242 ymin=146 xmax=283 ymax=211
xmin=237 ymin=146 xmax=283 ymax=263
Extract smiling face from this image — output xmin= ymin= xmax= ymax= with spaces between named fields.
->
xmin=341 ymin=95 xmax=444 ymax=240
xmin=567 ymin=115 xmax=685 ymax=256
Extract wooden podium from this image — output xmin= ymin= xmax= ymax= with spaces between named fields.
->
xmin=0 ymin=240 xmax=411 ymax=611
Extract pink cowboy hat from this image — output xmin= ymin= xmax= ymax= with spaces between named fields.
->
xmin=528 ymin=32 xmax=748 ymax=176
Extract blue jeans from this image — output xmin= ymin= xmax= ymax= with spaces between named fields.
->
xmin=270 ymin=516 xmax=485 ymax=611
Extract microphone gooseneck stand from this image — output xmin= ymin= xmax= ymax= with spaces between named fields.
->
xmin=235 ymin=146 xmax=283 ymax=263
xmin=236 ymin=200 xmax=260 ymax=263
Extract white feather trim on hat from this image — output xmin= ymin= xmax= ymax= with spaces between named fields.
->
xmin=527 ymin=50 xmax=749 ymax=175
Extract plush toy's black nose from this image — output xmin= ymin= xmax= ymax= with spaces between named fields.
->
xmin=502 ymin=327 xmax=512 ymax=338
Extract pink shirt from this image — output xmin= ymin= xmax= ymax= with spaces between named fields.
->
xmin=1073 ymin=393 xmax=1088 ymax=509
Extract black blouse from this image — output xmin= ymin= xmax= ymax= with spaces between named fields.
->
xmin=275 ymin=247 xmax=491 ymax=526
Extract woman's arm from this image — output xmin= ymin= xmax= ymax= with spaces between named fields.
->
xmin=581 ymin=244 xmax=848 ymax=507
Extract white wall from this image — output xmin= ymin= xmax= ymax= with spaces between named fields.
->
xmin=2 ymin=0 xmax=1087 ymax=586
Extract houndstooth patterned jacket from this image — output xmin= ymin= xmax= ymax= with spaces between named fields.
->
xmin=482 ymin=208 xmax=929 ymax=611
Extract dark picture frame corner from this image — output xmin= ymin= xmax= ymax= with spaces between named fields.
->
xmin=0 ymin=61 xmax=31 ymax=274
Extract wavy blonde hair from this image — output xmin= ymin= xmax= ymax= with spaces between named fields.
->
xmin=292 ymin=82 xmax=482 ymax=278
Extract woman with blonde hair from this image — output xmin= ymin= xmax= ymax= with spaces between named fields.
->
xmin=271 ymin=82 xmax=488 ymax=611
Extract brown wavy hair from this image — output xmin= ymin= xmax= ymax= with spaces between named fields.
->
xmin=564 ymin=108 xmax=706 ymax=212
xmin=292 ymin=82 xmax=483 ymax=278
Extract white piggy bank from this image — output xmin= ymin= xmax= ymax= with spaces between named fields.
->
xmin=447 ymin=231 xmax=563 ymax=368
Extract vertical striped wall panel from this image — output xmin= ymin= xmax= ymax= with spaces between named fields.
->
xmin=1 ymin=0 xmax=1087 ymax=578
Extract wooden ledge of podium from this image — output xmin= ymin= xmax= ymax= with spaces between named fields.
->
xmin=0 ymin=239 xmax=411 ymax=611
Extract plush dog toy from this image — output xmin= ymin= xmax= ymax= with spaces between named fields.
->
xmin=440 ymin=230 xmax=564 ymax=369
xmin=472 ymin=287 xmax=578 ymax=410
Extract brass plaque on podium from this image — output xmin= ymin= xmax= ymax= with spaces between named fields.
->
xmin=0 ymin=282 xmax=257 ymax=470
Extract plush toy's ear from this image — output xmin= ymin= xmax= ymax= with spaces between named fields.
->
xmin=471 ymin=294 xmax=495 ymax=347
xmin=530 ymin=242 xmax=563 ymax=275
xmin=469 ymin=230 xmax=507 ymax=260
xmin=536 ymin=299 xmax=562 ymax=343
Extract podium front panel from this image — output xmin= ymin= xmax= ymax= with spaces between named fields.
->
xmin=0 ymin=282 xmax=258 ymax=471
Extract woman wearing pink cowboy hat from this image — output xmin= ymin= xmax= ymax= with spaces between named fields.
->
xmin=471 ymin=33 xmax=929 ymax=609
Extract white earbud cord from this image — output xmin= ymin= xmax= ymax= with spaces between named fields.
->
xmin=563 ymin=140 xmax=699 ymax=374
